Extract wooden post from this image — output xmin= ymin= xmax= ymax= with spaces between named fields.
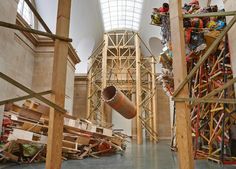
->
xmin=87 ymin=59 xmax=92 ymax=119
xmin=131 ymin=92 xmax=137 ymax=139
xmin=0 ymin=90 xmax=51 ymax=106
xmin=152 ymin=57 xmax=157 ymax=142
xmin=169 ymin=1 xmax=194 ymax=169
xmin=148 ymin=73 xmax=153 ymax=142
xmin=101 ymin=34 xmax=108 ymax=125
xmin=135 ymin=34 xmax=142 ymax=144
xmin=24 ymin=0 xmax=52 ymax=33
xmin=0 ymin=21 xmax=71 ymax=42
xmin=45 ymin=0 xmax=71 ymax=169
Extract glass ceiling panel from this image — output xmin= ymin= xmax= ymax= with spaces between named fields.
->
xmin=100 ymin=0 xmax=144 ymax=32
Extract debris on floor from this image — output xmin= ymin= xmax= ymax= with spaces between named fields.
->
xmin=151 ymin=0 xmax=236 ymax=164
xmin=0 ymin=100 xmax=127 ymax=164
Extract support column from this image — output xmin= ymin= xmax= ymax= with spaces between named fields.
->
xmin=101 ymin=34 xmax=108 ymax=125
xmin=0 ymin=106 xmax=4 ymax=133
xmin=169 ymin=1 xmax=194 ymax=169
xmin=148 ymin=73 xmax=153 ymax=142
xmin=46 ymin=0 xmax=71 ymax=169
xmin=87 ymin=61 xmax=92 ymax=119
xmin=151 ymin=57 xmax=157 ymax=142
xmin=135 ymin=34 xmax=142 ymax=144
xmin=131 ymin=92 xmax=137 ymax=139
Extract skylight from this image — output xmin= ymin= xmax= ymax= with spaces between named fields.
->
xmin=100 ymin=0 xmax=144 ymax=32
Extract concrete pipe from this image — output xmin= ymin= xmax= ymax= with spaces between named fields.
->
xmin=102 ymin=86 xmax=137 ymax=119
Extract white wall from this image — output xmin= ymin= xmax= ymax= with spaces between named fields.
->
xmin=112 ymin=110 xmax=132 ymax=136
xmin=35 ymin=0 xmax=104 ymax=74
xmin=139 ymin=0 xmax=165 ymax=56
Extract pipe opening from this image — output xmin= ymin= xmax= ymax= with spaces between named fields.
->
xmin=102 ymin=86 xmax=117 ymax=101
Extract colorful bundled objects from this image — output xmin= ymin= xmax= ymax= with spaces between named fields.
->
xmin=152 ymin=0 xmax=236 ymax=164
xmin=0 ymin=100 xmax=127 ymax=164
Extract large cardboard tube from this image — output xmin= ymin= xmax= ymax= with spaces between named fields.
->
xmin=102 ymin=86 xmax=137 ymax=119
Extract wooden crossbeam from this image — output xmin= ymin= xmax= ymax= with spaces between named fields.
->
xmin=135 ymin=34 xmax=142 ymax=144
xmin=173 ymin=15 xmax=236 ymax=97
xmin=183 ymin=11 xmax=236 ymax=18
xmin=0 ymin=72 xmax=66 ymax=113
xmin=139 ymin=116 xmax=158 ymax=142
xmin=173 ymin=97 xmax=236 ymax=104
xmin=136 ymin=33 xmax=157 ymax=62
xmin=24 ymin=0 xmax=52 ymax=33
xmin=0 ymin=21 xmax=72 ymax=42
xmin=202 ymin=78 xmax=236 ymax=99
xmin=123 ymin=33 xmax=136 ymax=47
xmin=88 ymin=40 xmax=105 ymax=60
xmin=0 ymin=90 xmax=52 ymax=106
xmin=117 ymin=31 xmax=128 ymax=47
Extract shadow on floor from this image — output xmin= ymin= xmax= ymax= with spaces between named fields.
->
xmin=0 ymin=140 xmax=235 ymax=169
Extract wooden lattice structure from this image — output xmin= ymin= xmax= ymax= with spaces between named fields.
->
xmin=87 ymin=31 xmax=158 ymax=143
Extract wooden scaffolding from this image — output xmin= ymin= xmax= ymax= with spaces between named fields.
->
xmin=87 ymin=31 xmax=158 ymax=144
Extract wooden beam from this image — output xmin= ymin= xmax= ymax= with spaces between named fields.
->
xmin=183 ymin=11 xmax=236 ymax=18
xmin=87 ymin=61 xmax=92 ymax=119
xmin=24 ymin=0 xmax=52 ymax=33
xmin=169 ymin=1 xmax=194 ymax=169
xmin=202 ymin=78 xmax=236 ymax=99
xmin=0 ymin=72 xmax=66 ymax=113
xmin=173 ymin=15 xmax=236 ymax=97
xmin=147 ymin=74 xmax=153 ymax=142
xmin=173 ymin=97 xmax=236 ymax=104
xmin=136 ymin=33 xmax=157 ymax=62
xmin=151 ymin=57 xmax=157 ymax=142
xmin=0 ymin=90 xmax=52 ymax=106
xmin=88 ymin=40 xmax=105 ymax=60
xmin=101 ymin=34 xmax=108 ymax=125
xmin=45 ymin=0 xmax=72 ymax=168
xmin=0 ymin=21 xmax=72 ymax=42
xmin=187 ymin=77 xmax=236 ymax=107
xmin=135 ymin=34 xmax=142 ymax=144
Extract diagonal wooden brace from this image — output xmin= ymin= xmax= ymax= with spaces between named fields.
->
xmin=0 ymin=72 xmax=66 ymax=113
xmin=0 ymin=90 xmax=52 ymax=106
xmin=173 ymin=15 xmax=236 ymax=97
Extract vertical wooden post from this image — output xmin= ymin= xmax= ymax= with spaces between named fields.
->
xmin=152 ymin=57 xmax=157 ymax=142
xmin=148 ymin=73 xmax=153 ymax=142
xmin=135 ymin=34 xmax=142 ymax=144
xmin=169 ymin=1 xmax=194 ymax=169
xmin=45 ymin=0 xmax=71 ymax=169
xmin=101 ymin=34 xmax=108 ymax=125
xmin=87 ymin=61 xmax=92 ymax=119
xmin=131 ymin=92 xmax=137 ymax=139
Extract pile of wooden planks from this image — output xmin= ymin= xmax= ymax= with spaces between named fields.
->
xmin=0 ymin=100 xmax=127 ymax=163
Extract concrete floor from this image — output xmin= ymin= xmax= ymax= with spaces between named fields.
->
xmin=1 ymin=140 xmax=235 ymax=169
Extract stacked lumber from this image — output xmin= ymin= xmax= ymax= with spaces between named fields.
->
xmin=0 ymin=100 xmax=127 ymax=163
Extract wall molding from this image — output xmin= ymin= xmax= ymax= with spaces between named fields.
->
xmin=16 ymin=13 xmax=80 ymax=65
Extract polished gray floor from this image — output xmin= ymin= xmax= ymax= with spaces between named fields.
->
xmin=1 ymin=140 xmax=235 ymax=169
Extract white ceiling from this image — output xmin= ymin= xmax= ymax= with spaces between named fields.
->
xmin=34 ymin=0 xmax=224 ymax=74
xmin=100 ymin=0 xmax=144 ymax=31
